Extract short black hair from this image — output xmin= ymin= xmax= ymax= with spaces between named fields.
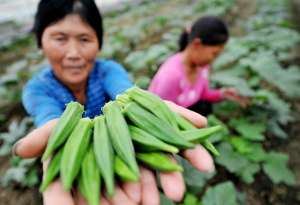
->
xmin=178 ymin=16 xmax=229 ymax=51
xmin=32 ymin=0 xmax=103 ymax=49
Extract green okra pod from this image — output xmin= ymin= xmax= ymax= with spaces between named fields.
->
xmin=60 ymin=118 xmax=92 ymax=191
xmin=42 ymin=102 xmax=84 ymax=161
xmin=103 ymin=101 xmax=139 ymax=177
xmin=136 ymin=152 xmax=183 ymax=172
xmin=114 ymin=155 xmax=139 ymax=182
xmin=39 ymin=148 xmax=63 ymax=192
xmin=78 ymin=146 xmax=101 ymax=205
xmin=123 ymin=102 xmax=194 ymax=149
xmin=93 ymin=115 xmax=115 ymax=196
xmin=129 ymin=125 xmax=179 ymax=153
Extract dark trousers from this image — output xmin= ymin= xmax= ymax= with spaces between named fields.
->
xmin=187 ymin=101 xmax=212 ymax=117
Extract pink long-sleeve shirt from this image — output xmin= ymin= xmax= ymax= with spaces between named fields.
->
xmin=148 ymin=53 xmax=223 ymax=108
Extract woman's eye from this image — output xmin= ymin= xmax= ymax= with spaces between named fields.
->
xmin=80 ymin=38 xmax=90 ymax=43
xmin=54 ymin=37 xmax=66 ymax=42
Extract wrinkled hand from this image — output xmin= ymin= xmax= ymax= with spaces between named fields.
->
xmin=221 ymin=87 xmax=250 ymax=108
xmin=13 ymin=101 xmax=214 ymax=205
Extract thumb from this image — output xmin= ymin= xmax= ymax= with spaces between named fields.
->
xmin=12 ymin=119 xmax=58 ymax=158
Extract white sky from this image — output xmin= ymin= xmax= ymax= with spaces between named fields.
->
xmin=0 ymin=0 xmax=131 ymax=23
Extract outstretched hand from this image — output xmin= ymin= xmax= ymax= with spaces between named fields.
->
xmin=13 ymin=119 xmax=58 ymax=158
xmin=13 ymin=101 xmax=214 ymax=205
xmin=221 ymin=87 xmax=250 ymax=108
xmin=96 ymin=101 xmax=214 ymax=205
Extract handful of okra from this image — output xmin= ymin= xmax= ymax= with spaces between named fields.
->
xmin=40 ymin=87 xmax=222 ymax=205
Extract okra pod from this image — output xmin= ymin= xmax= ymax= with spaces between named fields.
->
xmin=136 ymin=152 xmax=183 ymax=172
xmin=93 ymin=115 xmax=115 ymax=196
xmin=123 ymin=102 xmax=194 ymax=149
xmin=114 ymin=155 xmax=139 ymax=182
xmin=60 ymin=118 xmax=92 ymax=190
xmin=39 ymin=149 xmax=63 ymax=192
xmin=129 ymin=125 xmax=179 ymax=153
xmin=42 ymin=102 xmax=84 ymax=161
xmin=78 ymin=146 xmax=101 ymax=205
xmin=181 ymin=125 xmax=223 ymax=142
xmin=103 ymin=101 xmax=139 ymax=177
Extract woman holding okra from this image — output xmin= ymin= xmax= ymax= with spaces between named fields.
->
xmin=12 ymin=0 xmax=214 ymax=204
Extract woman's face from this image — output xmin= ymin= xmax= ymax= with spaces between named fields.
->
xmin=41 ymin=14 xmax=99 ymax=86
xmin=190 ymin=39 xmax=225 ymax=67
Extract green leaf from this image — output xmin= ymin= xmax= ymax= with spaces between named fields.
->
xmin=0 ymin=167 xmax=27 ymax=186
xmin=160 ymin=193 xmax=176 ymax=205
xmin=238 ymin=163 xmax=260 ymax=184
xmin=216 ymin=142 xmax=260 ymax=184
xmin=262 ymin=152 xmax=295 ymax=185
xmin=201 ymin=181 xmax=238 ymax=205
xmin=229 ymin=137 xmax=253 ymax=154
xmin=24 ymin=168 xmax=39 ymax=187
xmin=177 ymin=156 xmax=214 ymax=193
xmin=255 ymin=89 xmax=292 ymax=125
xmin=134 ymin=75 xmax=151 ymax=89
xmin=241 ymin=53 xmax=300 ymax=98
xmin=216 ymin=143 xmax=249 ymax=173
xmin=229 ymin=118 xmax=266 ymax=141
xmin=244 ymin=143 xmax=267 ymax=162
xmin=213 ymin=38 xmax=250 ymax=70
xmin=267 ymin=119 xmax=288 ymax=139
xmin=182 ymin=192 xmax=200 ymax=205
xmin=211 ymin=71 xmax=255 ymax=96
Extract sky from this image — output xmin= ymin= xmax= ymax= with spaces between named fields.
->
xmin=0 ymin=0 xmax=131 ymax=24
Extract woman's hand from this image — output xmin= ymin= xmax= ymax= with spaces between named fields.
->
xmin=13 ymin=102 xmax=214 ymax=205
xmin=13 ymin=119 xmax=58 ymax=158
xmin=221 ymin=87 xmax=250 ymax=108
xmin=100 ymin=101 xmax=214 ymax=204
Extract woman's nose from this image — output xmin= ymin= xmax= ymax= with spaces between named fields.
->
xmin=65 ymin=40 xmax=81 ymax=60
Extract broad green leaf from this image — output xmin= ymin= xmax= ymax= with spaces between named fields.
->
xmin=213 ymin=38 xmax=250 ymax=69
xmin=241 ymin=53 xmax=300 ymax=98
xmin=244 ymin=143 xmax=267 ymax=162
xmin=252 ymin=27 xmax=300 ymax=52
xmin=229 ymin=137 xmax=253 ymax=154
xmin=216 ymin=143 xmax=249 ymax=173
xmin=211 ymin=71 xmax=255 ymax=97
xmin=201 ymin=181 xmax=238 ymax=205
xmin=124 ymin=51 xmax=148 ymax=71
xmin=229 ymin=118 xmax=266 ymax=141
xmin=217 ymin=142 xmax=260 ymax=183
xmin=262 ymin=152 xmax=295 ymax=185
xmin=255 ymin=89 xmax=292 ymax=125
xmin=213 ymin=101 xmax=242 ymax=118
xmin=238 ymin=163 xmax=260 ymax=184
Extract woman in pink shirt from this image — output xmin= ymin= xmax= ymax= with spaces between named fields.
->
xmin=149 ymin=16 xmax=246 ymax=115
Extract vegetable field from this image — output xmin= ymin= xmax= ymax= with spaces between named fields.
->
xmin=0 ymin=0 xmax=300 ymax=204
